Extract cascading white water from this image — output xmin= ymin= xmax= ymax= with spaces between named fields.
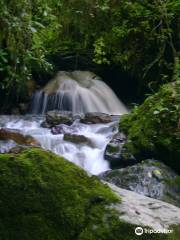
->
xmin=31 ymin=71 xmax=127 ymax=115
xmin=0 ymin=72 xmax=127 ymax=175
xmin=0 ymin=115 xmax=119 ymax=175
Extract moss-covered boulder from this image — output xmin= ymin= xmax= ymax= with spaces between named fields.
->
xmin=0 ymin=148 xmax=179 ymax=239
xmin=0 ymin=148 xmax=117 ymax=240
xmin=104 ymin=132 xmax=137 ymax=169
xmin=120 ymin=81 xmax=180 ymax=172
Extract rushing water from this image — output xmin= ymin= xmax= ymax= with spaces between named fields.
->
xmin=0 ymin=115 xmax=119 ymax=175
xmin=0 ymin=71 xmax=127 ymax=174
xmin=31 ymin=71 xmax=127 ymax=115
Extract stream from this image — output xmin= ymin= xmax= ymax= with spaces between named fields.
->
xmin=0 ymin=115 xmax=119 ymax=175
xmin=0 ymin=71 xmax=126 ymax=175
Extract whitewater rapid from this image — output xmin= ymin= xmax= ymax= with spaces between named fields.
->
xmin=0 ymin=115 xmax=119 ymax=175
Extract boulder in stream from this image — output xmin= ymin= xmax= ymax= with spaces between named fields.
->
xmin=81 ymin=112 xmax=112 ymax=124
xmin=51 ymin=124 xmax=71 ymax=134
xmin=51 ymin=123 xmax=84 ymax=135
xmin=0 ymin=128 xmax=40 ymax=146
xmin=104 ymin=132 xmax=137 ymax=168
xmin=44 ymin=110 xmax=73 ymax=127
xmin=63 ymin=133 xmax=95 ymax=148
xmin=99 ymin=159 xmax=180 ymax=208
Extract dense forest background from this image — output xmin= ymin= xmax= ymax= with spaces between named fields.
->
xmin=0 ymin=0 xmax=180 ymax=111
xmin=0 ymin=3 xmax=180 ymax=238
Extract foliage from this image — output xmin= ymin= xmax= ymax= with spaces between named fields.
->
xmin=93 ymin=37 xmax=110 ymax=65
xmin=120 ymin=80 xmax=180 ymax=172
xmin=0 ymin=0 xmax=180 ymax=107
xmin=58 ymin=0 xmax=180 ymax=92
xmin=0 ymin=0 xmax=60 ymax=105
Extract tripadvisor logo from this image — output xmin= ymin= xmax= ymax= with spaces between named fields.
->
xmin=135 ymin=227 xmax=173 ymax=235
xmin=135 ymin=227 xmax=143 ymax=236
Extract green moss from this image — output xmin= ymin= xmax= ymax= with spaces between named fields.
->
xmin=0 ymin=148 xmax=179 ymax=240
xmin=120 ymin=81 xmax=180 ymax=172
xmin=165 ymin=176 xmax=180 ymax=187
xmin=0 ymin=148 xmax=118 ymax=240
xmin=170 ymin=225 xmax=180 ymax=240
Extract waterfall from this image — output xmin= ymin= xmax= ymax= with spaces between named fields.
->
xmin=0 ymin=71 xmax=127 ymax=175
xmin=31 ymin=71 xmax=127 ymax=115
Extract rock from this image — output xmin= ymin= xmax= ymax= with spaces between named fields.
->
xmin=51 ymin=123 xmax=84 ymax=135
xmin=104 ymin=132 xmax=137 ymax=168
xmin=9 ymin=145 xmax=40 ymax=154
xmin=64 ymin=133 xmax=95 ymax=148
xmin=99 ymin=160 xmax=180 ymax=207
xmin=0 ymin=148 xmax=133 ymax=239
xmin=81 ymin=112 xmax=112 ymax=124
xmin=106 ymin=181 xmax=180 ymax=231
xmin=45 ymin=110 xmax=73 ymax=127
xmin=0 ymin=128 xmax=40 ymax=146
xmin=0 ymin=148 xmax=179 ymax=238
xmin=40 ymin=121 xmax=52 ymax=128
xmin=51 ymin=124 xmax=70 ymax=134
xmin=73 ymin=114 xmax=84 ymax=121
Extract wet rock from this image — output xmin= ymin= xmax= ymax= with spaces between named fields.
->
xmin=106 ymin=181 xmax=180 ymax=231
xmin=51 ymin=124 xmax=70 ymax=134
xmin=104 ymin=132 xmax=137 ymax=168
xmin=0 ymin=128 xmax=40 ymax=146
xmin=51 ymin=123 xmax=84 ymax=135
xmin=99 ymin=160 xmax=180 ymax=208
xmin=45 ymin=110 xmax=73 ymax=127
xmin=73 ymin=114 xmax=84 ymax=121
xmin=64 ymin=133 xmax=95 ymax=148
xmin=9 ymin=145 xmax=39 ymax=154
xmin=40 ymin=121 xmax=52 ymax=128
xmin=81 ymin=112 xmax=112 ymax=124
